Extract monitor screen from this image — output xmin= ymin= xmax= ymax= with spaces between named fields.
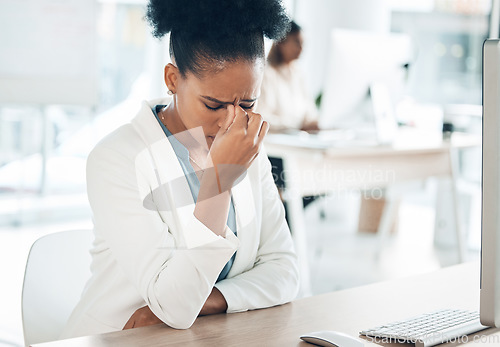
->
xmin=319 ymin=29 xmax=413 ymax=134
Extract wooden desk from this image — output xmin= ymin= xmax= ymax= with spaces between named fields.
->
xmin=34 ymin=262 xmax=500 ymax=346
xmin=264 ymin=128 xmax=481 ymax=294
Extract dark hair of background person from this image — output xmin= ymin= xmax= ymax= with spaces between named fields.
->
xmin=267 ymin=20 xmax=302 ymax=68
xmin=145 ymin=0 xmax=291 ymax=78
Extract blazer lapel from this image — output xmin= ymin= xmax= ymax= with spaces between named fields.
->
xmin=131 ymin=99 xmax=197 ymax=243
xmin=228 ymin=171 xmax=257 ymax=276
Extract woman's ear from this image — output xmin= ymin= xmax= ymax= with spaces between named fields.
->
xmin=164 ymin=63 xmax=179 ymax=94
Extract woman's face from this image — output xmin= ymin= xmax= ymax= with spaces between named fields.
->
xmin=279 ymin=31 xmax=303 ymax=63
xmin=167 ymin=59 xmax=264 ymax=148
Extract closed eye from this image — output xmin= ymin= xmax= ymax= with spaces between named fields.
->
xmin=205 ymin=103 xmax=255 ymax=111
xmin=241 ymin=104 xmax=255 ymax=110
xmin=205 ymin=104 xmax=223 ymax=111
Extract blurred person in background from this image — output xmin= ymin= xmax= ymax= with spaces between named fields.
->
xmin=257 ymin=21 xmax=319 ymax=132
xmin=258 ymin=21 xmax=319 ymax=212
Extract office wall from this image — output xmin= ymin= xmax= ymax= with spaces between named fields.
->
xmin=0 ymin=0 xmax=97 ymax=106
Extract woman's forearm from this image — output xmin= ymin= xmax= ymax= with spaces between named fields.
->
xmin=194 ymin=165 xmax=233 ymax=236
xmin=123 ymin=286 xmax=228 ymax=330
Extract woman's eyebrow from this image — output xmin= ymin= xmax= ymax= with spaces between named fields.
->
xmin=201 ymin=95 xmax=257 ymax=104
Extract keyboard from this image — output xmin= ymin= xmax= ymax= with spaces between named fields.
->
xmin=360 ymin=309 xmax=488 ymax=347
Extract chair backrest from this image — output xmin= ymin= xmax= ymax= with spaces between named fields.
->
xmin=22 ymin=229 xmax=93 ymax=346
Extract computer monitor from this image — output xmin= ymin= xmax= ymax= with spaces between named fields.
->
xmin=480 ymin=38 xmax=500 ymax=328
xmin=319 ymin=29 xmax=412 ymax=143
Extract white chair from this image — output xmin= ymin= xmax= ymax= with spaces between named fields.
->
xmin=22 ymin=230 xmax=93 ymax=346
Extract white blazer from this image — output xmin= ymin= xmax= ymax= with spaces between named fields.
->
xmin=61 ymin=98 xmax=299 ymax=339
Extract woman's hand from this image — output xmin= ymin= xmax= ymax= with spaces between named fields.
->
xmin=198 ymin=287 xmax=228 ymax=316
xmin=208 ymin=104 xmax=269 ymax=188
xmin=123 ymin=306 xmax=163 ymax=330
xmin=195 ymin=104 xmax=268 ymax=235
xmin=300 ymin=120 xmax=320 ymax=133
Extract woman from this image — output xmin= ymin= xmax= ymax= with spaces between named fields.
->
xmin=258 ymin=21 xmax=319 ymax=132
xmin=61 ymin=0 xmax=299 ymax=338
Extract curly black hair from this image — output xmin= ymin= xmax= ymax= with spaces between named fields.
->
xmin=146 ymin=0 xmax=291 ymax=77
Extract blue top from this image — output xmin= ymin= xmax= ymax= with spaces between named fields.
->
xmin=152 ymin=105 xmax=236 ymax=282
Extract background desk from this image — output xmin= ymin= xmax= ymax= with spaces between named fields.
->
xmin=264 ymin=128 xmax=481 ymax=294
xmin=35 ymin=262 xmax=499 ymax=346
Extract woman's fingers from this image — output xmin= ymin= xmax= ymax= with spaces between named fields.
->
xmin=232 ymin=105 xmax=249 ymax=130
xmin=247 ymin=112 xmax=264 ymax=137
xmin=217 ymin=104 xmax=236 ymax=136
xmin=248 ymin=112 xmax=269 ymax=148
xmin=248 ymin=113 xmax=268 ymax=163
xmin=258 ymin=120 xmax=269 ymax=142
xmin=210 ymin=107 xmax=267 ymax=173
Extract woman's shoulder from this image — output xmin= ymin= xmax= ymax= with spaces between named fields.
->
xmin=89 ymin=99 xmax=164 ymax=161
xmin=90 ymin=124 xmax=142 ymax=157
xmin=263 ymin=63 xmax=294 ymax=83
xmin=261 ymin=64 xmax=281 ymax=91
xmin=86 ymin=121 xmax=158 ymax=179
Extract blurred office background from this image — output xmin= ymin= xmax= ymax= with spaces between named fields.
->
xmin=0 ymin=0 xmax=491 ymax=345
